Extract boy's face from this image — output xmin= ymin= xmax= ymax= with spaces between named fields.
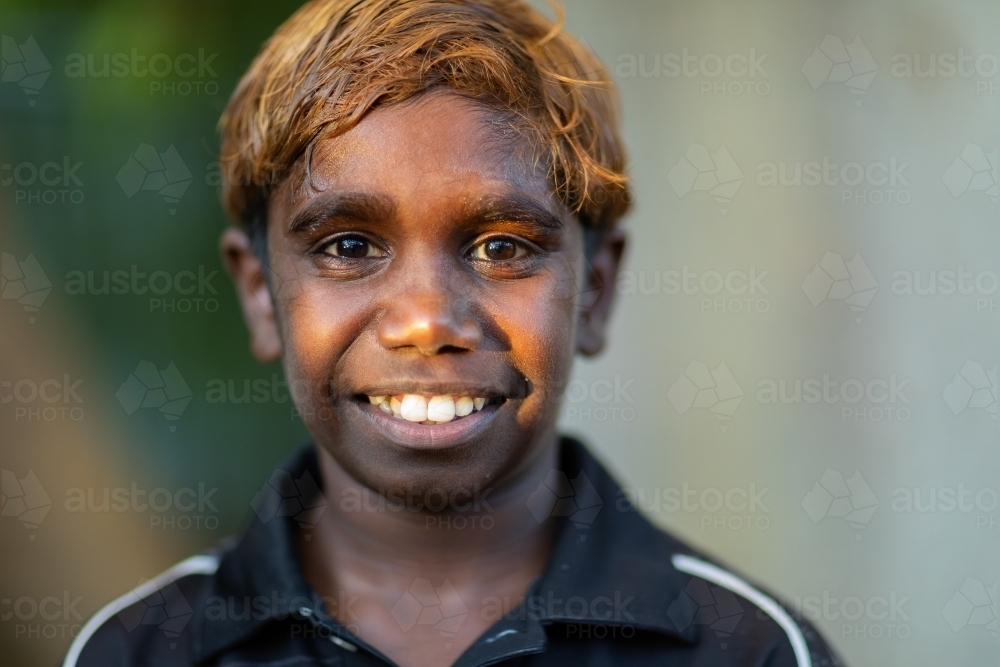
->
xmin=224 ymin=92 xmax=623 ymax=498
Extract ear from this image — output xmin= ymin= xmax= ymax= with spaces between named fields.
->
xmin=220 ymin=227 xmax=282 ymax=363
xmin=576 ymin=228 xmax=626 ymax=357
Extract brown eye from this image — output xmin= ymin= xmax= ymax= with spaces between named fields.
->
xmin=473 ymin=237 xmax=526 ymax=261
xmin=325 ymin=235 xmax=381 ymax=258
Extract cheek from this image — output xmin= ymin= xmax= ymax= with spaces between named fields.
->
xmin=271 ymin=270 xmax=368 ymax=403
xmin=490 ymin=268 xmax=579 ymax=419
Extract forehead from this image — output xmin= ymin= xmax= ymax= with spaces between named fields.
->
xmin=282 ymin=91 xmax=554 ymax=210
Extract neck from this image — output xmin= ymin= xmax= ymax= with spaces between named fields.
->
xmin=304 ymin=435 xmax=559 ymax=590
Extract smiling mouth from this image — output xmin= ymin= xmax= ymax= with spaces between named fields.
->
xmin=360 ymin=393 xmax=503 ymax=424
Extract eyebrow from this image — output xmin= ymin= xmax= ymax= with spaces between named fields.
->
xmin=287 ymin=192 xmax=397 ymax=235
xmin=466 ymin=194 xmax=564 ymax=232
xmin=285 ymin=190 xmax=563 ymax=234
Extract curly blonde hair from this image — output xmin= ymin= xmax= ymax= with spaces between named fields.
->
xmin=219 ymin=0 xmax=631 ymax=236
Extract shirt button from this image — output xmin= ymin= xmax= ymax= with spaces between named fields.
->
xmin=330 ymin=635 xmax=358 ymax=652
xmin=299 ymin=606 xmax=312 ymax=617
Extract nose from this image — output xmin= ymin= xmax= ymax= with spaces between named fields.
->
xmin=377 ymin=275 xmax=483 ymax=355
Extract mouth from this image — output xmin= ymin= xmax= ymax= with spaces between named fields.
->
xmin=349 ymin=390 xmax=510 ymax=451
xmin=362 ymin=393 xmax=501 ymax=424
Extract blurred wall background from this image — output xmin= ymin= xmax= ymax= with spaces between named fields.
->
xmin=1 ymin=1 xmax=997 ymax=665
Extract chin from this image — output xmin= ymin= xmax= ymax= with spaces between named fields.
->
xmin=312 ymin=407 xmax=547 ymax=506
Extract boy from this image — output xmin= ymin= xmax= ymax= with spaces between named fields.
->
xmin=64 ymin=1 xmax=843 ymax=665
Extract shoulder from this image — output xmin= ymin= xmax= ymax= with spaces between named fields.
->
xmin=61 ymin=554 xmax=220 ymax=667
xmin=667 ymin=552 xmax=844 ymax=667
xmin=562 ymin=437 xmax=844 ymax=666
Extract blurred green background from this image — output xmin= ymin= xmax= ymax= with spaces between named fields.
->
xmin=1 ymin=0 xmax=312 ymax=527
xmin=2 ymin=2 xmax=313 ymax=664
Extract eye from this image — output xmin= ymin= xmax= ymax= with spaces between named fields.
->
xmin=471 ymin=237 xmax=528 ymax=261
xmin=323 ymin=234 xmax=384 ymax=259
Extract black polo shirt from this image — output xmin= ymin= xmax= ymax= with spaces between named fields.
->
xmin=63 ymin=437 xmax=844 ymax=667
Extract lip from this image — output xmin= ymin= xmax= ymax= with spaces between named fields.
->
xmin=351 ymin=398 xmax=504 ymax=450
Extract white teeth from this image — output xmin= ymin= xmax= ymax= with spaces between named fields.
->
xmin=400 ymin=394 xmax=428 ymax=422
xmin=455 ymin=396 xmax=474 ymax=417
xmin=427 ymin=395 xmax=456 ymax=422
xmin=367 ymin=393 xmax=490 ymax=423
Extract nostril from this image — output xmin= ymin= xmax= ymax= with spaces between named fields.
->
xmin=436 ymin=344 xmax=472 ymax=354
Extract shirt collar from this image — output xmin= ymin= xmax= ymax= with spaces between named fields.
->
xmin=529 ymin=437 xmax=698 ymax=640
xmin=191 ymin=444 xmax=327 ymax=662
xmin=191 ymin=437 xmax=698 ymax=663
